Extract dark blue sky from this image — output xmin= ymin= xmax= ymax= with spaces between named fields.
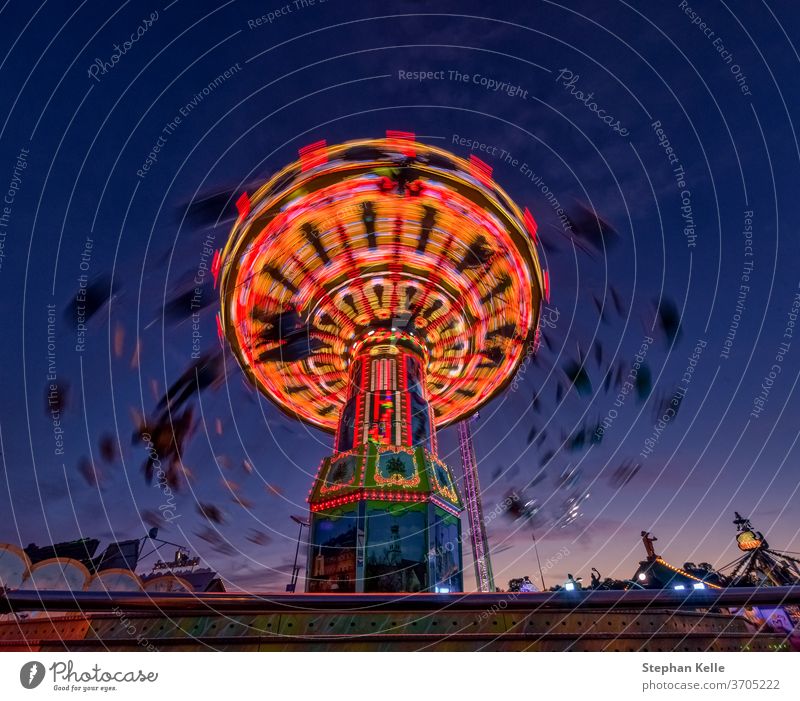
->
xmin=1 ymin=0 xmax=799 ymax=591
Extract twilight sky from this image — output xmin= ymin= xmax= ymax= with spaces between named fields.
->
xmin=1 ymin=0 xmax=799 ymax=592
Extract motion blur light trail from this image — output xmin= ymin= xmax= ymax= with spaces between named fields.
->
xmin=218 ymin=136 xmax=544 ymax=430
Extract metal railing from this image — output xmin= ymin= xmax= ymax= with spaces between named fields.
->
xmin=3 ymin=586 xmax=800 ymax=615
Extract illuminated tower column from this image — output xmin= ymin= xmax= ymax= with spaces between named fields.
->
xmin=458 ymin=416 xmax=495 ymax=592
xmin=307 ymin=329 xmax=464 ymax=593
xmin=334 ymin=331 xmax=436 ymax=455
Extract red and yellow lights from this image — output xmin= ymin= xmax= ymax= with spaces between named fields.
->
xmin=737 ymin=530 xmax=763 ymax=551
xmin=218 ymin=137 xmax=544 ymax=433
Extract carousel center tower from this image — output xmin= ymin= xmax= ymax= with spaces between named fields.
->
xmin=218 ymin=134 xmax=544 ymax=592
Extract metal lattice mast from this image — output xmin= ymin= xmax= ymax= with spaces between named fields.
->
xmin=457 ymin=416 xmax=495 ymax=592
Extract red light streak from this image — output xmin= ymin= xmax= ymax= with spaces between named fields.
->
xmin=235 ymin=192 xmax=250 ymax=220
xmin=298 ymin=139 xmax=328 ymax=171
xmin=523 ymin=207 xmax=538 ymax=243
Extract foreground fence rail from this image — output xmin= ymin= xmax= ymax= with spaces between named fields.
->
xmin=3 ymin=586 xmax=800 ymax=614
xmin=2 ymin=587 xmax=797 ymax=651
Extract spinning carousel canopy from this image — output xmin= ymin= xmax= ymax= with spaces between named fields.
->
xmin=219 ymin=136 xmax=544 ymax=431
